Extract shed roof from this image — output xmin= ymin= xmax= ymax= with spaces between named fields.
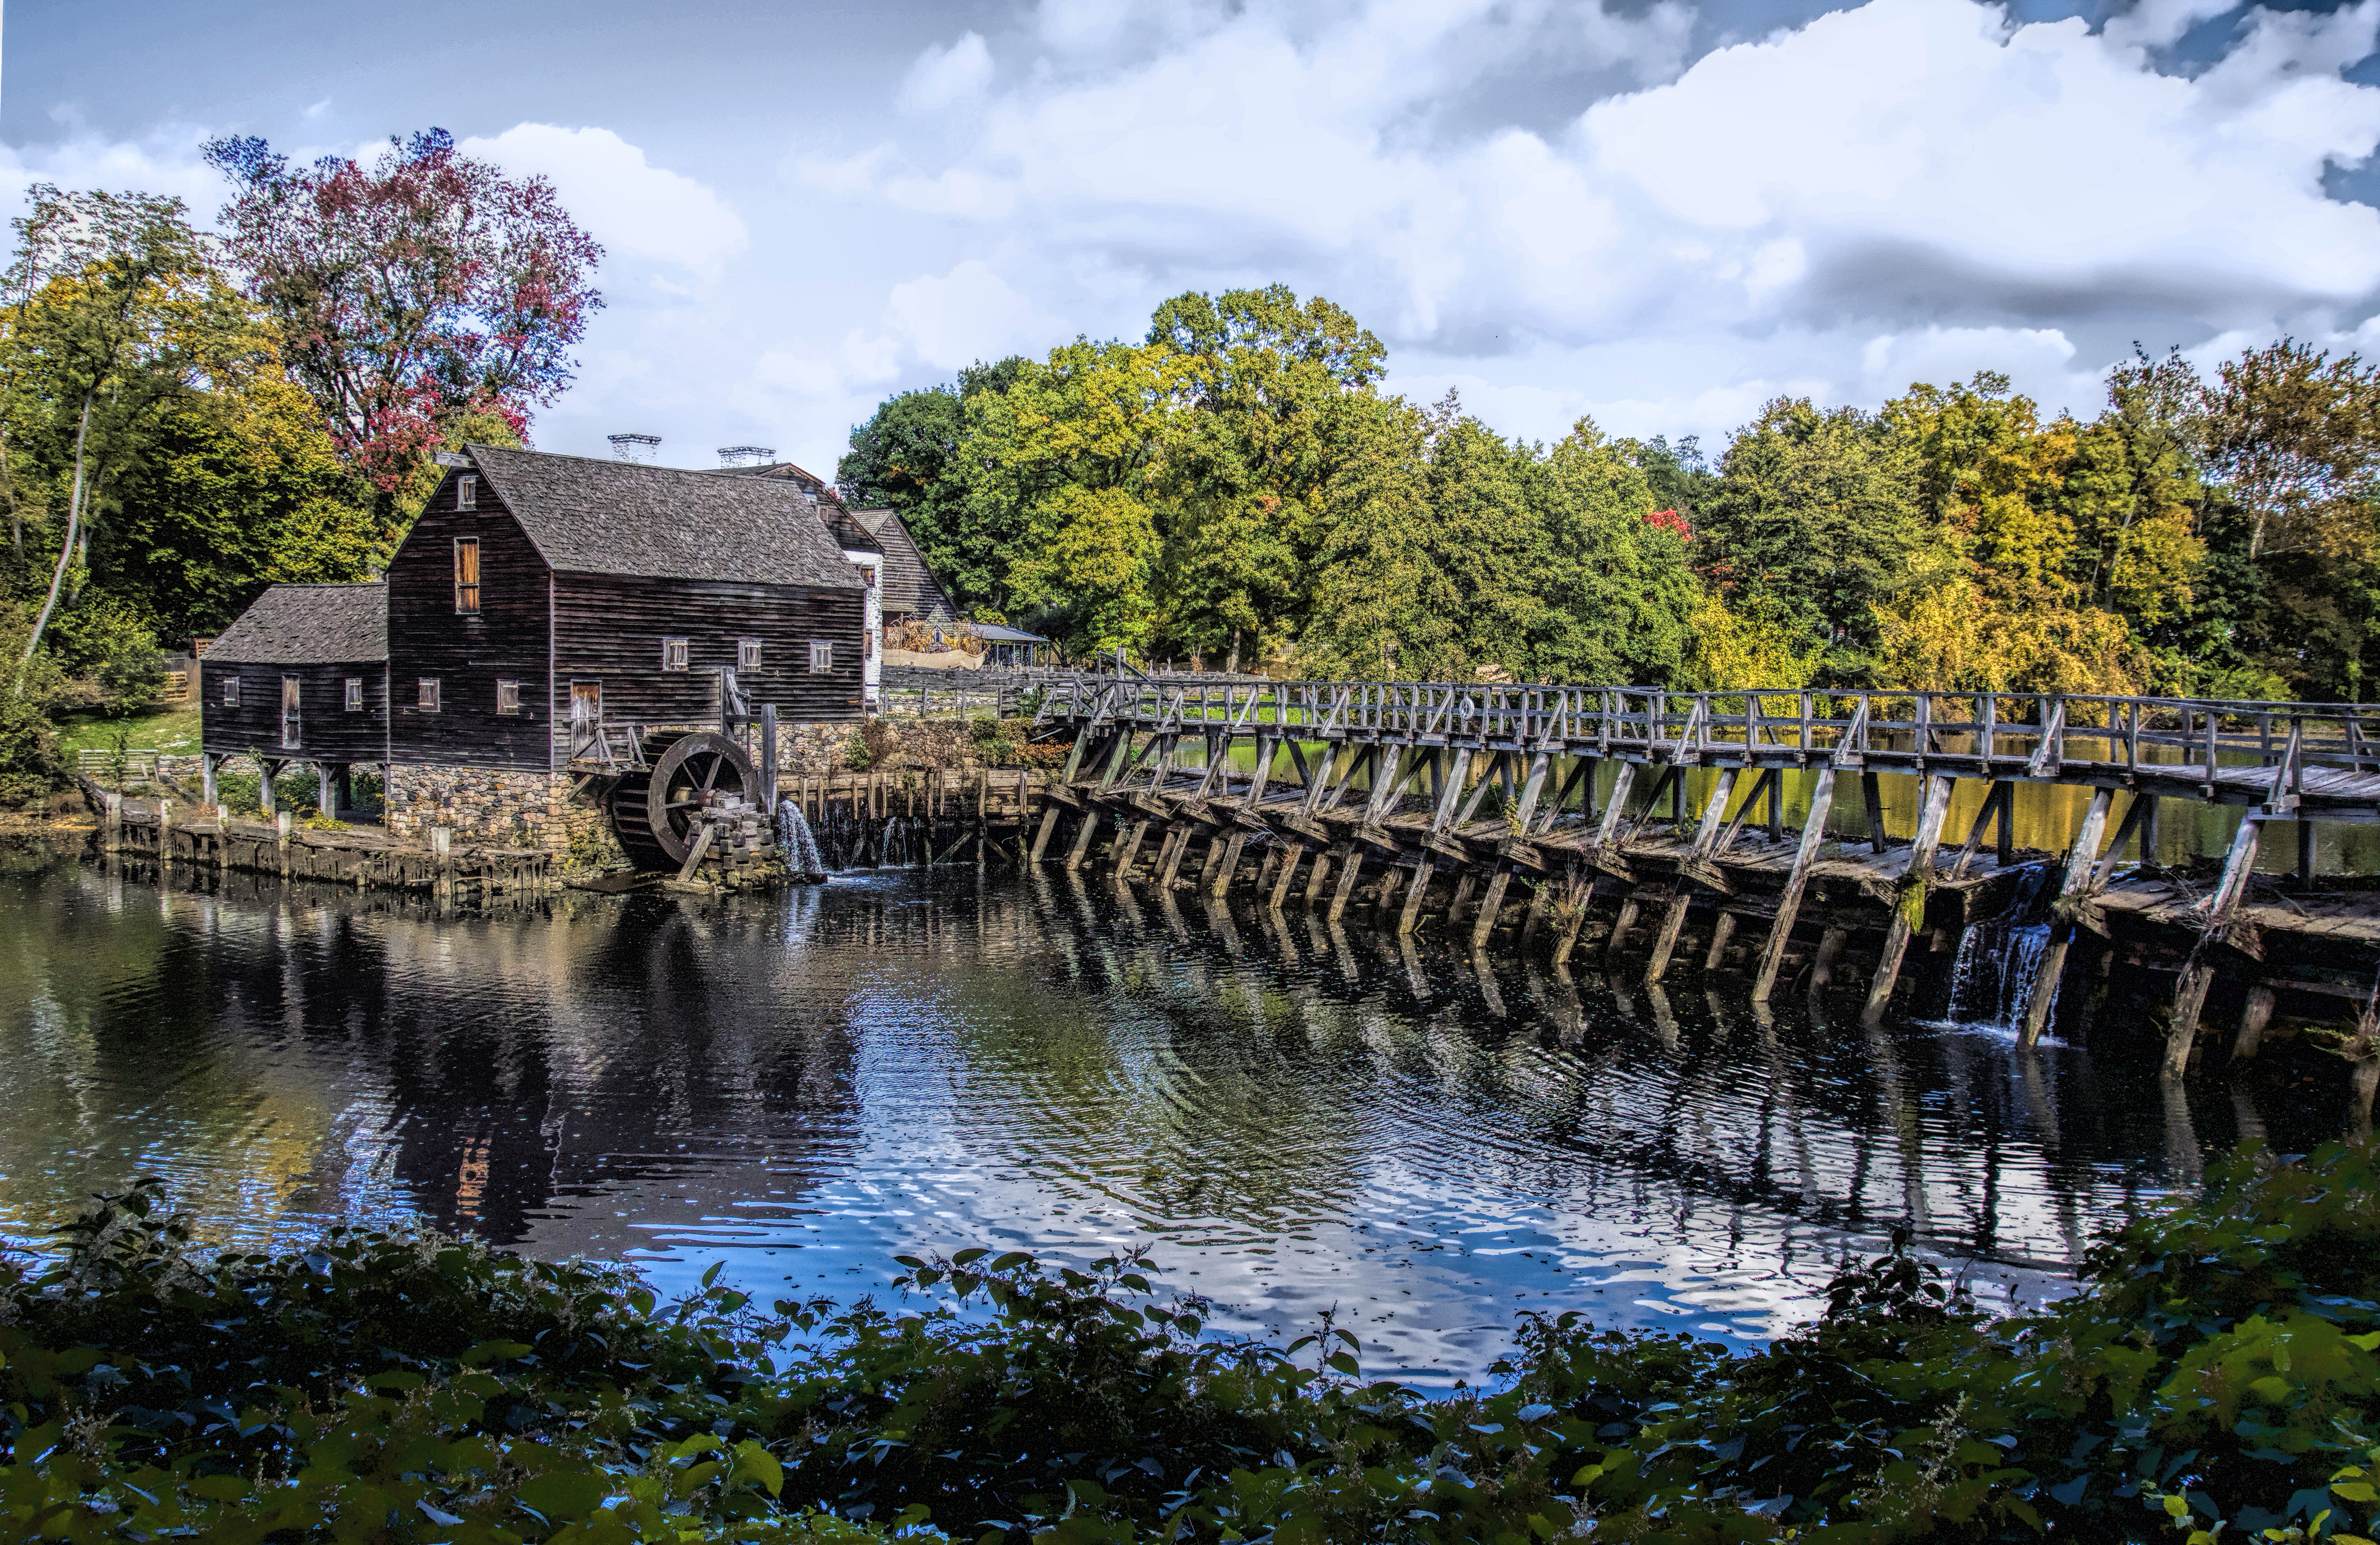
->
xmin=850 ymin=508 xmax=956 ymax=620
xmin=974 ymin=623 xmax=1049 ymax=644
xmin=467 ymin=445 xmax=863 ymax=590
xmin=206 ymin=583 xmax=387 ymax=664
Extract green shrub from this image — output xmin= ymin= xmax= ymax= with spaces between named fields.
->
xmin=10 ymin=1146 xmax=2380 ymax=1542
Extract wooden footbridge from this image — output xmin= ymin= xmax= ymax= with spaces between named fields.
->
xmin=1030 ymin=678 xmax=2380 ymax=1080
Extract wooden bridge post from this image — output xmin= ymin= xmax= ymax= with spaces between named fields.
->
xmin=1398 ymin=748 xmax=1471 ymax=934
xmin=1862 ymin=772 xmax=1886 ymax=853
xmin=1859 ymin=773 xmax=1955 ymax=1025
xmin=1469 ymin=752 xmax=1549 ymax=947
xmin=200 ymin=753 xmax=218 ymax=810
xmin=1751 ymin=765 xmax=1836 ymax=1003
xmin=2162 ymin=812 xmax=2263 ymax=1075
xmin=1645 ymin=766 xmax=1739 ymax=983
xmin=759 ymin=705 xmax=779 ymax=814
xmin=1209 ymin=734 xmax=1279 ymax=898
xmin=1329 ymin=747 xmax=1411 ymax=921
xmin=2018 ymin=786 xmax=2114 ymax=1049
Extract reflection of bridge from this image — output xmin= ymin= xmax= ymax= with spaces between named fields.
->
xmin=1033 ymin=678 xmax=2380 ymax=1086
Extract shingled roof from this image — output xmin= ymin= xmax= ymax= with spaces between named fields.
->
xmin=466 ymin=446 xmax=863 ymax=590
xmin=206 ymin=584 xmax=387 ymax=664
xmin=851 ymin=508 xmax=955 ymax=620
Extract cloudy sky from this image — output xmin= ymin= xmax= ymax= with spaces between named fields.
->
xmin=6 ymin=0 xmax=2378 ymax=474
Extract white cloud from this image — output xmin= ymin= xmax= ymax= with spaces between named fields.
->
xmin=461 ymin=124 xmax=747 ymax=277
xmin=898 ymin=33 xmax=995 ymax=114
xmin=793 ymin=0 xmax=2380 ymax=443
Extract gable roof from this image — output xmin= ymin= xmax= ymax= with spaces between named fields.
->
xmin=850 ymin=508 xmax=955 ymax=620
xmin=466 ymin=445 xmax=863 ymax=590
xmin=206 ymin=583 xmax=387 ymax=664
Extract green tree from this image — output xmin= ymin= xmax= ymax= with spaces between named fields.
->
xmin=1531 ymin=421 xmax=1702 ymax=683
xmin=1 ymin=186 xmax=226 ymax=673
xmin=1144 ymin=285 xmax=1385 ymax=671
xmin=960 ymin=341 xmax=1179 ymax=654
xmin=837 ymin=358 xmax=1029 ymax=615
xmin=1698 ymin=397 xmax=1923 ymax=674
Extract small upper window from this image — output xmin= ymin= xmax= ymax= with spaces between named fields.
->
xmin=344 ymin=677 xmax=363 ymax=711
xmin=662 ymin=637 xmax=689 ymax=672
xmin=456 ymin=474 xmax=477 ymax=510
xmin=453 ymin=537 xmax=480 ymax=614
xmin=809 ymin=639 xmax=834 ymax=674
xmin=418 ymin=678 xmax=441 ymax=712
xmin=497 ymin=680 xmax=522 ymax=716
xmin=737 ymin=637 xmax=762 ymax=670
xmin=221 ymin=675 xmax=240 ymax=707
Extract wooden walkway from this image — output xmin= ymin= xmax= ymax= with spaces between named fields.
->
xmin=1031 ymin=677 xmax=2380 ymax=1084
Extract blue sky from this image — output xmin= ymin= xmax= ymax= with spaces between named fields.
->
xmin=6 ymin=0 xmax=2378 ymax=474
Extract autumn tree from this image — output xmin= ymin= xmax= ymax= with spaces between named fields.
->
xmin=202 ymin=129 xmax=603 ymax=506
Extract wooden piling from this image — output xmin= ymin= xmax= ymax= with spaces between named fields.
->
xmin=2163 ymin=812 xmax=2263 ymax=1074
xmin=2020 ymin=786 xmax=2115 ymax=1050
xmin=1645 ymin=766 xmax=1739 ymax=982
xmin=1860 ymin=773 xmax=1954 ymax=1025
xmin=1469 ymin=751 xmax=1549 ymax=947
xmin=1751 ymin=765 xmax=1836 ymax=1003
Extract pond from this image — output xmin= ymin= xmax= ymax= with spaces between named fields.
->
xmin=0 ymin=842 xmax=2345 ymax=1384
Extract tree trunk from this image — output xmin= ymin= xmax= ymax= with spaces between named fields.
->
xmin=0 ymin=426 xmax=21 ymax=554
xmin=21 ymin=389 xmax=94 ymax=671
xmin=1226 ymin=627 xmax=1241 ymax=676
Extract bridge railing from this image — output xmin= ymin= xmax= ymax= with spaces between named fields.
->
xmin=1037 ymin=677 xmax=2380 ymax=804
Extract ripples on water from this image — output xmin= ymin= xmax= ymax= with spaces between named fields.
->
xmin=0 ymin=844 xmax=2343 ymax=1384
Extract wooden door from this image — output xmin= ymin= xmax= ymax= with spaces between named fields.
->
xmin=569 ymin=681 xmax=601 ymax=757
xmin=280 ymin=676 xmax=301 ymax=750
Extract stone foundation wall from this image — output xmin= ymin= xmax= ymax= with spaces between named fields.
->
xmin=384 ymin=763 xmax=621 ymax=868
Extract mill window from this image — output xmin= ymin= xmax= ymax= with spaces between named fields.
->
xmin=418 ymin=678 xmax=441 ymax=712
xmin=456 ymin=473 xmax=477 ymax=510
xmin=221 ymin=675 xmax=240 ymax=707
xmin=280 ymin=676 xmax=302 ymax=750
xmin=809 ymin=639 xmax=834 ymax=674
xmin=662 ymin=637 xmax=689 ymax=672
xmin=453 ymin=537 xmax=480 ymax=614
xmin=344 ymin=678 xmax=363 ymax=711
xmin=496 ymin=680 xmax=522 ymax=716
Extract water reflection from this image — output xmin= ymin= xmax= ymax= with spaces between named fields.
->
xmin=0 ymin=843 xmax=2342 ymax=1384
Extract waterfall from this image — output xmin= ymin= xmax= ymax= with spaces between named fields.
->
xmin=1935 ymin=865 xmax=2060 ymax=1034
xmin=776 ymin=800 xmax=828 ymax=881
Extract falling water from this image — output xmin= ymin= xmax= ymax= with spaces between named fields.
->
xmin=1935 ymin=864 xmax=2060 ymax=1035
xmin=776 ymin=800 xmax=827 ymax=879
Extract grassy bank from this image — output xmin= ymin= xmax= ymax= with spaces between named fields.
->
xmin=6 ymin=1144 xmax=2380 ymax=1543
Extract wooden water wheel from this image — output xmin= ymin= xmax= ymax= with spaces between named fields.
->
xmin=607 ymin=730 xmax=757 ymax=871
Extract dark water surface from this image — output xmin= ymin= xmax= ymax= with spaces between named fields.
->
xmin=0 ymin=844 xmax=2336 ymax=1384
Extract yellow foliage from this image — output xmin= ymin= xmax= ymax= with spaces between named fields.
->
xmin=1873 ymin=575 xmax=2144 ymax=695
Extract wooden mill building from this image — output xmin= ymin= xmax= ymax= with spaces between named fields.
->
xmin=196 ymin=582 xmax=388 ymax=816
xmin=199 ymin=444 xmax=872 ymax=849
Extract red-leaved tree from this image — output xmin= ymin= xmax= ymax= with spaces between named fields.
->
xmin=202 ymin=129 xmax=602 ymax=493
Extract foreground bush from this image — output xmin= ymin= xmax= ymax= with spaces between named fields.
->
xmin=9 ymin=1144 xmax=2380 ymax=1542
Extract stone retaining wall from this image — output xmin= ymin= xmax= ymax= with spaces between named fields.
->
xmin=383 ymin=764 xmax=621 ymax=867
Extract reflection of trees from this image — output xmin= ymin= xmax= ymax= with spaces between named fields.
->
xmin=0 ymin=856 xmax=393 ymax=1245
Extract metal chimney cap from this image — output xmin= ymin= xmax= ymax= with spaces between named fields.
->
xmin=718 ymin=445 xmax=776 ymax=468
xmin=607 ymin=432 xmax=662 ymax=463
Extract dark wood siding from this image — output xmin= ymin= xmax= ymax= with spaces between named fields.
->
xmin=387 ymin=472 xmax=553 ymax=771
xmin=200 ymin=662 xmax=387 ymax=763
xmin=551 ymin=573 xmax=866 ymax=753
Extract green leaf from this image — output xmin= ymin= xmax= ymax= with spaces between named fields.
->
xmin=732 ymin=1440 xmax=784 ymax=1498
xmin=517 ymin=1470 xmax=613 ymax=1522
xmin=459 ymin=1340 xmax=532 ymax=1365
